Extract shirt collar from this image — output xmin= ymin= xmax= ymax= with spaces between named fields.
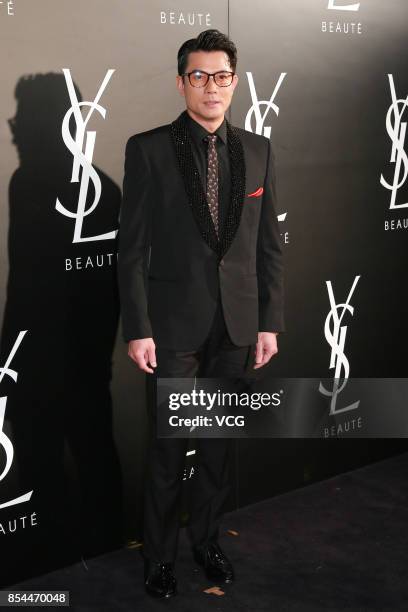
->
xmin=184 ymin=110 xmax=227 ymax=145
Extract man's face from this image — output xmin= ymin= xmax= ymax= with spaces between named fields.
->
xmin=176 ymin=50 xmax=238 ymax=123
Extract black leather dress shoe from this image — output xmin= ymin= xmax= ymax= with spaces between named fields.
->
xmin=144 ymin=559 xmax=177 ymax=598
xmin=193 ymin=541 xmax=234 ymax=583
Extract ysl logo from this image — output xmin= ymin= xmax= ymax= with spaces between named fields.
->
xmin=0 ymin=331 xmax=33 ymax=510
xmin=319 ymin=276 xmax=361 ymax=415
xmin=55 ymin=68 xmax=118 ymax=243
xmin=380 ymin=74 xmax=408 ymax=210
xmin=245 ymin=72 xmax=286 ymax=139
xmin=327 ymin=0 xmax=360 ymax=10
xmin=245 ymin=72 xmax=287 ymax=226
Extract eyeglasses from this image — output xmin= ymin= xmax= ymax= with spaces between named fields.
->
xmin=182 ymin=70 xmax=235 ymax=88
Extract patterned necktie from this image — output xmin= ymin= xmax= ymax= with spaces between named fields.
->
xmin=204 ymin=134 xmax=219 ymax=237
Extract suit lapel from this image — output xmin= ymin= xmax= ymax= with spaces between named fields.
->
xmin=222 ymin=119 xmax=246 ymax=258
xmin=170 ymin=111 xmax=246 ymax=259
xmin=170 ymin=112 xmax=219 ymax=256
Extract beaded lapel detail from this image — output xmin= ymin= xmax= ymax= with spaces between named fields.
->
xmin=170 ymin=111 xmax=246 ymax=259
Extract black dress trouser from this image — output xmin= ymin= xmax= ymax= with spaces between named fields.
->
xmin=142 ymin=297 xmax=253 ymax=563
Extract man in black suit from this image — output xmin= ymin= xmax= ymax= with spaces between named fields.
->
xmin=118 ymin=29 xmax=284 ymax=598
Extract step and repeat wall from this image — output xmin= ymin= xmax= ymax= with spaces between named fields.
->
xmin=0 ymin=0 xmax=407 ymax=586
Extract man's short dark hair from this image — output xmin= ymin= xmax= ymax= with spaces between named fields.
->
xmin=177 ymin=29 xmax=237 ymax=76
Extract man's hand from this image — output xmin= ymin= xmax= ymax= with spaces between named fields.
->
xmin=253 ymin=332 xmax=278 ymax=369
xmin=128 ymin=338 xmax=157 ymax=374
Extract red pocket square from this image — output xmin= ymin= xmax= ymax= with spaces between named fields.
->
xmin=247 ymin=187 xmax=264 ymax=198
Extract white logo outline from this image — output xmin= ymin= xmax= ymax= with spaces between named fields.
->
xmin=0 ymin=331 xmax=33 ymax=510
xmin=245 ymin=72 xmax=287 ymax=224
xmin=327 ymin=0 xmax=360 ymax=11
xmin=380 ymin=74 xmax=408 ymax=210
xmin=56 ymin=68 xmax=118 ymax=243
xmin=245 ymin=71 xmax=286 ymax=140
xmin=319 ymin=276 xmax=361 ymax=415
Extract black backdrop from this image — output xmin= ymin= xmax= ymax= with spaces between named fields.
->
xmin=0 ymin=0 xmax=407 ymax=586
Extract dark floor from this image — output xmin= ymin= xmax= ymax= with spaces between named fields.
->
xmin=13 ymin=452 xmax=408 ymax=611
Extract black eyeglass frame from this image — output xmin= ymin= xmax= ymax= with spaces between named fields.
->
xmin=182 ymin=70 xmax=236 ymax=88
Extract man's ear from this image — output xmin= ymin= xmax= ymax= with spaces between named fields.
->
xmin=232 ymin=73 xmax=239 ymax=92
xmin=176 ymin=75 xmax=185 ymax=97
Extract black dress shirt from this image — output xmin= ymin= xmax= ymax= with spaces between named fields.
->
xmin=185 ymin=112 xmax=231 ymax=238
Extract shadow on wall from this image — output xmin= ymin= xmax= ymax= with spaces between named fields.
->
xmin=0 ymin=72 xmax=123 ymax=586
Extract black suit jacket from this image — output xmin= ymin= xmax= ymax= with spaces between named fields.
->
xmin=118 ymin=109 xmax=285 ymax=350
